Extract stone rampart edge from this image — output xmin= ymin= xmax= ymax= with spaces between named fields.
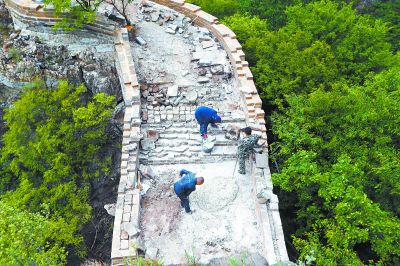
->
xmin=111 ymin=29 xmax=142 ymax=265
xmin=4 ymin=0 xmax=118 ymax=36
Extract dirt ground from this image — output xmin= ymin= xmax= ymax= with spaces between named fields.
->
xmin=140 ymin=162 xmax=265 ymax=265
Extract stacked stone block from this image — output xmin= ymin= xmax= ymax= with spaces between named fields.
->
xmin=112 ymin=29 xmax=142 ymax=265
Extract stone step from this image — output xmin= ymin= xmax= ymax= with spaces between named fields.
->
xmin=139 ymin=153 xmax=237 ymax=165
xmin=142 ymin=115 xmax=246 ymax=124
xmin=153 ymin=134 xmax=238 ymax=148
xmin=140 ymin=143 xmax=238 ymax=161
xmin=142 ymin=121 xmax=245 ymax=134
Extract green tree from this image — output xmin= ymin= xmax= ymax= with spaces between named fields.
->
xmin=0 ymin=80 xmax=115 ymax=260
xmin=223 ymin=1 xmax=395 ymax=106
xmin=188 ymin=0 xmax=247 ymax=18
xmin=271 ymin=66 xmax=400 ymax=264
xmin=245 ymin=0 xmax=294 ymax=29
xmin=195 ymin=0 xmax=400 ymax=263
xmin=359 ymin=0 xmax=400 ymax=52
xmin=0 ymin=201 xmax=67 ymax=265
xmin=43 ymin=0 xmax=101 ymax=31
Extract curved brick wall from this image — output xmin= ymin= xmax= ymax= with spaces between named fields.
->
xmin=4 ymin=0 xmax=117 ymax=35
xmin=147 ymin=2 xmax=288 ymax=263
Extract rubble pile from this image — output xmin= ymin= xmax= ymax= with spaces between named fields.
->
xmin=132 ymin=0 xmax=248 ymax=163
xmin=134 ymin=1 xmax=232 ymax=87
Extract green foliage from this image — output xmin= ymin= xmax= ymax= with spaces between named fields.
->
xmin=0 ymin=80 xmax=114 ymax=261
xmin=216 ymin=0 xmax=400 ymax=264
xmin=187 ymin=0 xmax=246 ymax=18
xmin=244 ymin=0 xmax=294 ymax=29
xmin=7 ymin=47 xmax=22 ymax=63
xmin=184 ymin=249 xmax=200 ymax=266
xmin=359 ymin=0 xmax=400 ymax=52
xmin=222 ymin=14 xmax=268 ymax=65
xmin=224 ymin=1 xmax=395 ymax=106
xmin=0 ymin=201 xmax=66 ymax=265
xmin=43 ymin=0 xmax=100 ymax=31
xmin=124 ymin=257 xmax=163 ymax=266
xmin=227 ymin=253 xmax=247 ymax=266
xmin=271 ymin=67 xmax=400 ymax=264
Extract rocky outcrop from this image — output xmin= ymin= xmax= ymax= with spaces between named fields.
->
xmin=0 ymin=31 xmax=122 ymax=100
xmin=0 ymin=0 xmax=12 ymax=27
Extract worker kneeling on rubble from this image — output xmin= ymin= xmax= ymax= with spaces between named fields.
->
xmin=237 ymin=127 xmax=260 ymax=175
xmin=174 ymin=169 xmax=204 ymax=214
xmin=195 ymin=106 xmax=221 ymax=140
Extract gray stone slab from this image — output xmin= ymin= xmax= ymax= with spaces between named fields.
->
xmin=256 ymin=153 xmax=268 ymax=168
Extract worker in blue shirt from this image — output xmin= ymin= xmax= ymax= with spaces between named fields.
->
xmin=195 ymin=106 xmax=222 ymax=140
xmin=173 ymin=169 xmax=204 ymax=213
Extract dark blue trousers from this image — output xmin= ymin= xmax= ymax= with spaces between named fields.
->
xmin=178 ymin=195 xmax=191 ymax=213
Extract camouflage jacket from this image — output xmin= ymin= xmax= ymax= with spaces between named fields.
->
xmin=237 ymin=135 xmax=260 ymax=157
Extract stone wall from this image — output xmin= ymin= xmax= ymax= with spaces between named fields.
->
xmin=4 ymin=0 xmax=117 ymax=35
xmin=150 ymin=0 xmax=287 ymax=264
xmin=111 ymin=28 xmax=142 ymax=264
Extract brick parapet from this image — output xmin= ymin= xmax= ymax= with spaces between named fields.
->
xmin=112 ymin=29 xmax=142 ymax=265
xmin=4 ymin=0 xmax=118 ymax=35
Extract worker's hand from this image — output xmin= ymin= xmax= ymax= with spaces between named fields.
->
xmin=203 ymin=133 xmax=208 ymax=139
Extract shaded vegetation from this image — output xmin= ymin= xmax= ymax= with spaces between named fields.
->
xmin=0 ymin=80 xmax=114 ymax=263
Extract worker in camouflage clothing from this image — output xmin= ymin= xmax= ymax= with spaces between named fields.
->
xmin=237 ymin=127 xmax=260 ymax=175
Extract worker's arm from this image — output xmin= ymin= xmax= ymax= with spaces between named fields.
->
xmin=180 ymin=169 xmax=192 ymax=176
xmin=251 ymin=134 xmax=261 ymax=144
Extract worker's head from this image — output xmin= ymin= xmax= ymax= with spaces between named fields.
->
xmin=241 ymin=127 xmax=252 ymax=136
xmin=196 ymin=177 xmax=204 ymax=185
xmin=213 ymin=114 xmax=222 ymax=124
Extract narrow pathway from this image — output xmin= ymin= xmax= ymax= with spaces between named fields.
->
xmin=128 ymin=1 xmax=266 ymax=264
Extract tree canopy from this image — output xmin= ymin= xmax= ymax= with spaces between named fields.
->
xmin=271 ymin=68 xmax=400 ymax=264
xmin=44 ymin=0 xmax=100 ymax=30
xmin=0 ymin=80 xmax=114 ymax=263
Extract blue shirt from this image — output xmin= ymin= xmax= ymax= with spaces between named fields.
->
xmin=195 ymin=106 xmax=221 ymax=136
xmin=174 ymin=169 xmax=197 ymax=197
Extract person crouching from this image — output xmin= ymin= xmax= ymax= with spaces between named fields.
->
xmin=194 ymin=106 xmax=222 ymax=140
xmin=173 ymin=169 xmax=204 ymax=214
